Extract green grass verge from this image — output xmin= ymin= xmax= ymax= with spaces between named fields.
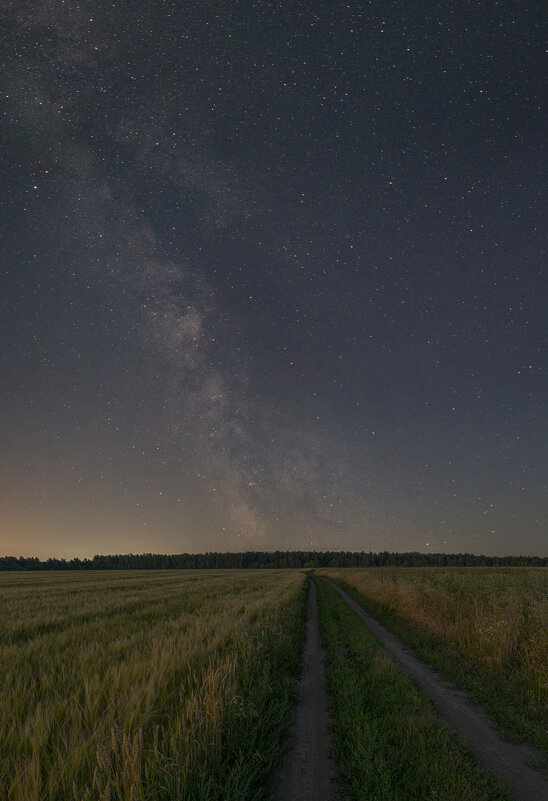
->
xmin=324 ymin=577 xmax=548 ymax=761
xmin=315 ymin=578 xmax=512 ymax=801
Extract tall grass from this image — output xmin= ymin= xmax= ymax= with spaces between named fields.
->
xmin=0 ymin=569 xmax=306 ymax=800
xmin=316 ymin=578 xmax=512 ymax=800
xmin=321 ymin=567 xmax=548 ymax=754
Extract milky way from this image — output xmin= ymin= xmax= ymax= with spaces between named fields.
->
xmin=1 ymin=2 xmax=546 ymax=557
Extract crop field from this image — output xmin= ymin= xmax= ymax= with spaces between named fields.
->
xmin=2 ymin=566 xmax=546 ymax=801
xmin=321 ymin=567 xmax=548 ymax=756
xmin=0 ymin=570 xmax=307 ymax=801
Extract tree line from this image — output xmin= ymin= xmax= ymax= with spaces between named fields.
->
xmin=0 ymin=550 xmax=546 ymax=571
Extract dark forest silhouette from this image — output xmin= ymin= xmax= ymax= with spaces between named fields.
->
xmin=1 ymin=551 xmax=546 ymax=571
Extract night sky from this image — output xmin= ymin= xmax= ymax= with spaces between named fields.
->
xmin=1 ymin=2 xmax=546 ymax=559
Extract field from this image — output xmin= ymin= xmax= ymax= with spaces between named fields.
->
xmin=1 ymin=566 xmax=546 ymax=800
xmin=0 ymin=570 xmax=307 ymax=801
xmin=320 ymin=567 xmax=548 ymax=756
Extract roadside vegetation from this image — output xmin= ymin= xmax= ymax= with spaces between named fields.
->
xmin=0 ymin=569 xmax=307 ymax=801
xmin=316 ymin=578 xmax=513 ymax=800
xmin=320 ymin=567 xmax=548 ymax=758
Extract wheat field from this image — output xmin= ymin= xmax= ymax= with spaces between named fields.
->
xmin=0 ymin=569 xmax=306 ymax=801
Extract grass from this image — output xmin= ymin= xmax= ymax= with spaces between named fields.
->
xmin=315 ymin=577 xmax=513 ymax=801
xmin=0 ymin=569 xmax=307 ymax=800
xmin=320 ymin=567 xmax=548 ymax=758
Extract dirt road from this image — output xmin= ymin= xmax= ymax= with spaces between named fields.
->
xmin=273 ymin=580 xmax=334 ymax=801
xmin=326 ymin=578 xmax=548 ymax=801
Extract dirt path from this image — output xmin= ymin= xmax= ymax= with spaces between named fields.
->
xmin=273 ymin=580 xmax=334 ymax=801
xmin=325 ymin=578 xmax=548 ymax=801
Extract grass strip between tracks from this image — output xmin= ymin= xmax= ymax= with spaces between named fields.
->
xmin=315 ymin=578 xmax=512 ymax=801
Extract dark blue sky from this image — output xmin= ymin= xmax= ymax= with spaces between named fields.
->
xmin=1 ymin=1 xmax=546 ymax=558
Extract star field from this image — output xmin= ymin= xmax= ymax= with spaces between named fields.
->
xmin=0 ymin=1 xmax=546 ymax=558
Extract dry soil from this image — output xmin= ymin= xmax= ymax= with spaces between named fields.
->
xmin=273 ymin=580 xmax=334 ymax=801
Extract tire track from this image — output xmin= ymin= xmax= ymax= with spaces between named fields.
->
xmin=274 ymin=579 xmax=334 ymax=801
xmin=325 ymin=578 xmax=548 ymax=801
